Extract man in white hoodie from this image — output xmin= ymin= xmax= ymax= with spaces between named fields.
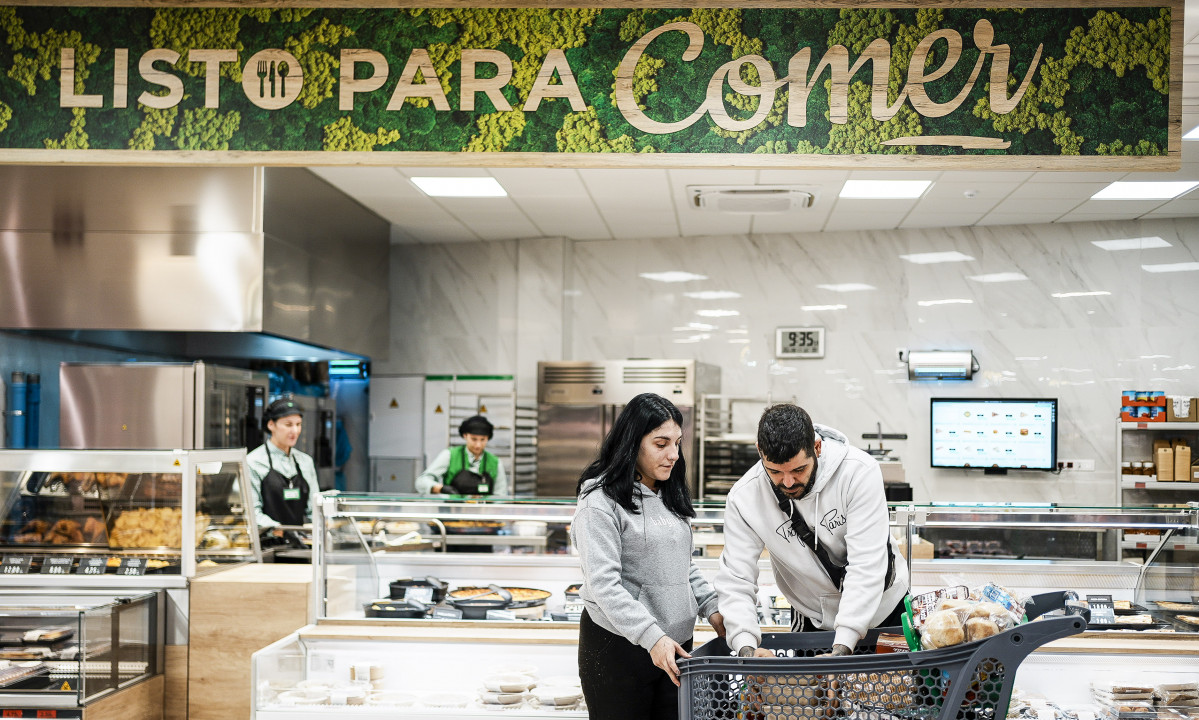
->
xmin=715 ymin=403 xmax=909 ymax=658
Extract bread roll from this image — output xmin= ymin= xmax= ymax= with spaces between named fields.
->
xmin=923 ymin=610 xmax=965 ymax=648
xmin=967 ymin=601 xmax=1008 ymax=619
xmin=965 ymin=617 xmax=1000 ymax=642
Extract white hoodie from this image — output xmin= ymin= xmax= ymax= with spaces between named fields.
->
xmin=715 ymin=424 xmax=909 ymax=651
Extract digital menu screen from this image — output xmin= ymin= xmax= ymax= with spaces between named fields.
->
xmin=930 ymin=398 xmax=1058 ymax=470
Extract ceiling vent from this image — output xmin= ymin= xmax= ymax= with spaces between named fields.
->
xmin=688 ymin=185 xmax=817 ymax=214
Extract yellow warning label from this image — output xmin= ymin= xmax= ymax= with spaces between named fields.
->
xmin=389 ymin=398 xmax=399 ymax=408
xmin=61 ymin=680 xmax=72 ymax=691
xmin=479 ymin=404 xmax=487 ymax=414
xmin=434 ymin=404 xmax=443 ymax=413
xmin=173 ymin=459 xmax=181 ymax=466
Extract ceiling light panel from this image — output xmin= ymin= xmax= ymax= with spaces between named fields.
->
xmin=916 ymin=298 xmax=974 ymax=306
xmin=1050 ymin=291 xmax=1112 ymax=298
xmin=683 ymin=291 xmax=742 ymax=300
xmin=1091 ymin=181 xmax=1199 ymax=200
xmin=840 ymin=180 xmax=932 ymax=199
xmin=801 ymin=304 xmax=848 ymax=311
xmin=410 ymin=176 xmax=507 ymax=197
xmin=696 ymin=309 xmax=740 ymax=317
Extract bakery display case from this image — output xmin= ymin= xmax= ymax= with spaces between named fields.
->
xmin=0 ymin=449 xmax=262 ymax=577
xmin=0 ymin=589 xmax=163 ymax=716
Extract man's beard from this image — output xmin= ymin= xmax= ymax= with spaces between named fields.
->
xmin=779 ymin=456 xmax=819 ymax=501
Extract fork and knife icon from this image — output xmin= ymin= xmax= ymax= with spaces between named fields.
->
xmin=256 ymin=59 xmax=290 ymax=98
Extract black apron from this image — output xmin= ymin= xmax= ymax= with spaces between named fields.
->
xmin=260 ymin=446 xmax=310 ymax=526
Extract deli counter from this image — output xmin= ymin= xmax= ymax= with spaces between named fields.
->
xmin=247 ymin=494 xmax=1199 ymax=718
xmin=0 ymin=449 xmax=264 ymax=718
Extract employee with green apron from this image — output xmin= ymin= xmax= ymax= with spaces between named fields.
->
xmin=246 ymin=397 xmax=320 ymax=533
xmin=416 ymin=415 xmax=508 ymax=496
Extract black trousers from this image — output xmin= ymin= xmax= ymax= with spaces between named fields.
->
xmin=791 ymin=595 xmax=908 ymax=634
xmin=578 ymin=609 xmax=693 ymax=720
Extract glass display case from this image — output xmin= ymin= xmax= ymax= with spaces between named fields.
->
xmin=0 ymin=590 xmax=162 ymax=712
xmin=312 ymin=494 xmax=1199 ymax=631
xmin=0 ymin=449 xmax=262 ymax=578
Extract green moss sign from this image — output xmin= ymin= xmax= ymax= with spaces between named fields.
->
xmin=0 ymin=4 xmax=1180 ymax=167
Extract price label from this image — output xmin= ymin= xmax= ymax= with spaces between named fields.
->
xmin=431 ymin=606 xmax=463 ymax=620
xmin=485 ymin=609 xmax=517 ymax=621
xmin=1085 ymin=594 xmax=1115 ymax=625
xmin=40 ymin=557 xmax=75 ymax=575
xmin=76 ymin=557 xmax=108 ymax=575
xmin=2 ymin=712 xmax=79 ymax=719
xmin=563 ymin=600 xmax=585 ymax=614
xmin=117 ymin=558 xmax=146 ymax=576
xmin=775 ymin=327 xmax=825 ymax=359
xmin=405 ymin=587 xmax=435 ymax=605
xmin=1 ymin=556 xmax=33 ymax=574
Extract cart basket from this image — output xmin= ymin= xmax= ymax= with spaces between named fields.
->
xmin=679 ymin=604 xmax=1085 ymax=720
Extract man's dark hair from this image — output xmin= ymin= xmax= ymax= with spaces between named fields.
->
xmin=757 ymin=404 xmax=816 ymax=463
xmin=576 ymin=392 xmax=694 ymax=519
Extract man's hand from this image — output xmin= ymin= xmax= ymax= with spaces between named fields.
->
xmin=816 ymin=643 xmax=853 ymax=658
xmin=708 ymin=612 xmax=726 ymax=637
xmin=754 ymin=647 xmax=775 ymax=658
xmin=649 ymin=635 xmax=691 ymax=687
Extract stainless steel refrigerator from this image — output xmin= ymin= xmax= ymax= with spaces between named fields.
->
xmin=535 ymin=360 xmax=720 ymax=497
xmin=59 ymin=362 xmax=269 ymax=451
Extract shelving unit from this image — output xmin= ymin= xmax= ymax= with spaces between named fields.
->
xmin=697 ymin=394 xmax=769 ymax=499
xmin=1115 ymin=420 xmax=1199 ymax=562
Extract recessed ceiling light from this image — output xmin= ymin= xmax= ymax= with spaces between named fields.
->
xmin=410 ymin=176 xmax=506 ymax=197
xmin=726 ymin=328 xmax=749 ymax=334
xmin=687 ymin=322 xmax=716 ymax=331
xmin=1141 ymin=261 xmax=1199 ymax=273
xmin=1050 ymin=290 xmax=1111 ymax=298
xmin=1091 ymin=182 xmax=1199 ymax=200
xmin=1140 ymin=354 xmax=1171 ymax=359
xmin=801 ymin=304 xmax=848 ymax=311
xmin=968 ymin=272 xmax=1028 ymax=283
xmin=815 ymin=283 xmax=875 ymax=292
xmin=916 ymin=298 xmax=973 ymax=306
xmin=683 ymin=290 xmax=742 ymax=300
xmin=1091 ymin=236 xmax=1171 ymax=251
xmin=728 ymin=338 xmax=751 ymax=344
xmin=696 ymin=309 xmax=740 ymax=317
xmin=900 ymin=251 xmax=975 ymax=264
xmin=840 ymin=180 xmax=932 ymax=199
xmin=639 ymin=271 xmax=708 ymax=283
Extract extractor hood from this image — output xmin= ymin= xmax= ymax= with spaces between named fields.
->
xmin=0 ymin=166 xmax=387 ymax=361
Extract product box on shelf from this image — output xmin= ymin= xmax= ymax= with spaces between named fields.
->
xmin=1174 ymin=444 xmax=1192 ymax=483
xmin=1122 ymin=390 xmax=1167 ymax=406
xmin=1166 ymin=396 xmax=1198 ymax=422
xmin=1156 ymin=446 xmax=1175 ymax=482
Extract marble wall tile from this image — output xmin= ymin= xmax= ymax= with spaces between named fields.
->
xmin=387 ymin=217 xmax=1199 ymax=503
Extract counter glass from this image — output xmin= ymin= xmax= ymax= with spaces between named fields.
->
xmin=313 ymin=494 xmax=1198 ymax=630
xmin=0 ymin=449 xmax=262 ymax=577
xmin=0 ymin=590 xmax=160 ymax=708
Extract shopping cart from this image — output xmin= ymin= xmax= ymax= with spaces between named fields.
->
xmin=679 ymin=592 xmax=1088 ymax=720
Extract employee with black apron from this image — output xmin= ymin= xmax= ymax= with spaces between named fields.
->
xmin=246 ymin=397 xmax=321 ymax=539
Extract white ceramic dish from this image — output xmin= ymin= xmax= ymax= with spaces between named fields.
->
xmin=532 ymin=686 xmax=583 ymax=706
xmin=482 ymin=673 xmax=537 ymax=693
xmin=480 ymin=690 xmax=525 ymax=705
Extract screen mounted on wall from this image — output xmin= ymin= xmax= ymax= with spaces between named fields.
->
xmin=930 ymin=398 xmax=1058 ymax=471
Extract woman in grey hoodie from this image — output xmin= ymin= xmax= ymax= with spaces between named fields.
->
xmin=571 ymin=392 xmax=725 ymax=720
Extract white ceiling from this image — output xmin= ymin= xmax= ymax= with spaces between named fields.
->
xmin=312 ymin=4 xmax=1199 ymax=244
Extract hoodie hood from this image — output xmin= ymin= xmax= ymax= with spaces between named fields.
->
xmin=808 ymin=423 xmax=850 ymax=496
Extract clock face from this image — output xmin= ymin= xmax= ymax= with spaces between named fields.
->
xmin=776 ymin=327 xmax=825 ymax=359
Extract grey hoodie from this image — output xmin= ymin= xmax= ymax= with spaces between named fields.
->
xmin=715 ymin=424 xmax=909 ymax=651
xmin=571 ymin=479 xmax=719 ymax=650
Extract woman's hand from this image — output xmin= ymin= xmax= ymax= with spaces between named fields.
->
xmin=649 ymin=635 xmax=691 ymax=687
xmin=709 ymin=611 xmax=727 ymax=637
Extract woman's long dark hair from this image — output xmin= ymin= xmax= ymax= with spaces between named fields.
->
xmin=576 ymin=392 xmax=695 ymax=519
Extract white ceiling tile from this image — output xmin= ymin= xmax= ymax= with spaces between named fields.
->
xmin=395 ymin=167 xmax=492 ymax=178
xmin=436 ymin=198 xmax=541 ymax=241
xmin=920 ymin=181 xmax=1019 ymax=202
xmin=1006 ymin=182 xmax=1110 ymax=200
xmin=605 ymin=209 xmax=679 ymax=239
xmin=986 ymin=197 xmax=1077 ymax=214
xmin=667 ymin=168 xmax=760 ymax=187
xmin=581 ymin=169 xmax=672 ymax=203
xmin=748 ymin=204 xmax=834 ymax=234
xmin=510 ymin=197 xmax=611 ymax=240
xmin=676 ymin=208 xmax=754 ymax=237
xmin=757 ymin=169 xmax=852 ymax=185
xmin=1068 ymin=199 xmax=1171 ymax=214
xmin=489 ymin=168 xmax=590 ymax=198
xmin=307 ymin=167 xmax=419 ymax=198
xmin=823 ymin=210 xmax=908 ymax=231
xmin=938 ymin=171 xmax=1033 ymax=183
xmin=1027 ymin=171 xmax=1134 ymax=183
